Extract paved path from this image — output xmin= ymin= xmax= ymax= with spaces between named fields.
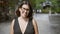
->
xmin=33 ymin=14 xmax=51 ymax=34
xmin=0 ymin=21 xmax=11 ymax=34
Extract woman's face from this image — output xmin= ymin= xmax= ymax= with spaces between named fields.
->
xmin=19 ymin=4 xmax=30 ymax=18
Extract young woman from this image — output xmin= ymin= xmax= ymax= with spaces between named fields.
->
xmin=10 ymin=1 xmax=38 ymax=34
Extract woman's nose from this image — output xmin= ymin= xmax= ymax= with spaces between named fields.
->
xmin=25 ymin=10 xmax=27 ymax=12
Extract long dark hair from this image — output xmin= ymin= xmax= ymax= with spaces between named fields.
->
xmin=15 ymin=1 xmax=33 ymax=18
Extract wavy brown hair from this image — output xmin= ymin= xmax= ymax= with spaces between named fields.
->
xmin=15 ymin=1 xmax=33 ymax=18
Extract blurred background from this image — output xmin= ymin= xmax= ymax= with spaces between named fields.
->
xmin=0 ymin=0 xmax=60 ymax=34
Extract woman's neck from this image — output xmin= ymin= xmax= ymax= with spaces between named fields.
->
xmin=19 ymin=16 xmax=29 ymax=22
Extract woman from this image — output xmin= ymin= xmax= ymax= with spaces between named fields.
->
xmin=10 ymin=1 xmax=38 ymax=34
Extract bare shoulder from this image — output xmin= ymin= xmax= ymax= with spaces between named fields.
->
xmin=32 ymin=18 xmax=38 ymax=26
xmin=11 ymin=19 xmax=15 ymax=26
xmin=32 ymin=18 xmax=37 ymax=25
xmin=10 ymin=19 xmax=15 ymax=34
xmin=32 ymin=18 xmax=39 ymax=34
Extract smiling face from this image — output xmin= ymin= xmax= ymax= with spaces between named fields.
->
xmin=19 ymin=4 xmax=30 ymax=18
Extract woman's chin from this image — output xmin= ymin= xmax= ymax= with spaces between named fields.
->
xmin=22 ymin=15 xmax=27 ymax=18
xmin=21 ymin=14 xmax=28 ymax=18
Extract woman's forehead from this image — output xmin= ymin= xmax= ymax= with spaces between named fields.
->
xmin=22 ymin=4 xmax=29 ymax=9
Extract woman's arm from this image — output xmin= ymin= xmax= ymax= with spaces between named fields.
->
xmin=10 ymin=19 xmax=15 ymax=34
xmin=32 ymin=19 xmax=39 ymax=34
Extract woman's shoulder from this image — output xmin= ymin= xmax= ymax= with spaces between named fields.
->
xmin=32 ymin=18 xmax=37 ymax=26
xmin=11 ymin=17 xmax=18 ymax=23
xmin=12 ymin=19 xmax=15 ymax=23
xmin=11 ymin=19 xmax=15 ymax=26
xmin=11 ymin=17 xmax=18 ymax=25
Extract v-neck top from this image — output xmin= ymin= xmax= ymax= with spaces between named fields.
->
xmin=13 ymin=17 xmax=35 ymax=34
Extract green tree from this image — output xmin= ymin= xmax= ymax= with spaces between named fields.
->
xmin=8 ymin=0 xmax=18 ymax=10
xmin=51 ymin=0 xmax=60 ymax=13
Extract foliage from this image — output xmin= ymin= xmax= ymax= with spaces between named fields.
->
xmin=8 ymin=0 xmax=60 ymax=13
